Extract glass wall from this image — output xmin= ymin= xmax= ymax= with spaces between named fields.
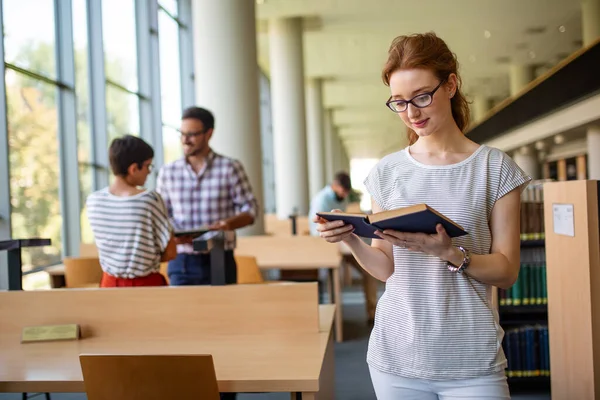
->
xmin=0 ymin=0 xmax=194 ymax=287
xmin=3 ymin=0 xmax=63 ymax=273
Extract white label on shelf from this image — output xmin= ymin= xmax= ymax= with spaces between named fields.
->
xmin=552 ymin=203 xmax=574 ymax=237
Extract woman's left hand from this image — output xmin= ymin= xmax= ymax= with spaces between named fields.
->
xmin=374 ymin=223 xmax=452 ymax=259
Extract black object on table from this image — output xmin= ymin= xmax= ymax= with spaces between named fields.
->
xmin=0 ymin=238 xmax=51 ymax=291
xmin=192 ymin=231 xmax=236 ymax=286
xmin=288 ymin=214 xmax=298 ymax=235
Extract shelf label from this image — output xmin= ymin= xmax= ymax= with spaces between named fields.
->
xmin=552 ymin=203 xmax=574 ymax=237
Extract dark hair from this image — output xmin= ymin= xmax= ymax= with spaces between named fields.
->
xmin=333 ymin=171 xmax=352 ymax=191
xmin=381 ymin=32 xmax=470 ymax=145
xmin=108 ymin=135 xmax=154 ymax=177
xmin=181 ymin=106 xmax=215 ymax=131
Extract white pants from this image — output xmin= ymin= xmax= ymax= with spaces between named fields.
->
xmin=369 ymin=367 xmax=510 ymax=400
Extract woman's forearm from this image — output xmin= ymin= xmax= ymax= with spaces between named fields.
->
xmin=343 ymin=234 xmax=395 ymax=281
xmin=442 ymin=247 xmax=518 ymax=289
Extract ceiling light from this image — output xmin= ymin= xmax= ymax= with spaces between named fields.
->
xmin=528 ymin=51 xmax=536 ymax=59
xmin=519 ymin=146 xmax=531 ymax=156
xmin=558 ymin=25 xmax=566 ymax=33
xmin=554 ymin=134 xmax=565 ymax=145
xmin=534 ymin=140 xmax=546 ymax=151
xmin=484 ymin=30 xmax=491 ymax=39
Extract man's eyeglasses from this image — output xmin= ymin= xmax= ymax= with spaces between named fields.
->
xmin=385 ymin=79 xmax=446 ymax=113
xmin=179 ymin=129 xmax=207 ymax=139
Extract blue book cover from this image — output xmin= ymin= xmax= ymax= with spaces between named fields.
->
xmin=317 ymin=204 xmax=468 ymax=239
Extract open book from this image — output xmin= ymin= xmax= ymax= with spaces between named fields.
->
xmin=317 ymin=204 xmax=467 ymax=239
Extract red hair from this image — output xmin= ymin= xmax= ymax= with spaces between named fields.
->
xmin=382 ymin=32 xmax=470 ymax=145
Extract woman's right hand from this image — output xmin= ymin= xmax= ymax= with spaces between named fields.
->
xmin=314 ymin=210 xmax=355 ymax=243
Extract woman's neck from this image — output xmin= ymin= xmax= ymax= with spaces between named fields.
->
xmin=410 ymin=123 xmax=473 ymax=154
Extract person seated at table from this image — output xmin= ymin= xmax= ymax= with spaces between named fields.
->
xmin=86 ymin=135 xmax=176 ymax=287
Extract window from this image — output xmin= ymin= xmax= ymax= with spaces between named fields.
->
xmin=102 ymin=0 xmax=141 ymax=145
xmin=158 ymin=4 xmax=183 ymax=163
xmin=0 ymin=0 xmax=195 ymax=288
xmin=3 ymin=0 xmax=63 ymax=271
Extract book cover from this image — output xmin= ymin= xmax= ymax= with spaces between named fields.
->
xmin=317 ymin=204 xmax=468 ymax=239
xmin=174 ymin=226 xmax=210 ymax=237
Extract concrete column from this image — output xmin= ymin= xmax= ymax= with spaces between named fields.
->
xmin=583 ymin=0 xmax=600 ymax=45
xmin=332 ymin=130 xmax=344 ymax=174
xmin=192 ymin=0 xmax=264 ymax=234
xmin=587 ymin=125 xmax=600 ymax=179
xmin=472 ymin=95 xmax=491 ymax=123
xmin=509 ymin=64 xmax=535 ymax=97
xmin=305 ymin=78 xmax=326 ymax=199
xmin=269 ymin=18 xmax=309 ymax=218
xmin=323 ymin=109 xmax=335 ymax=182
xmin=513 ymin=146 xmax=540 ymax=180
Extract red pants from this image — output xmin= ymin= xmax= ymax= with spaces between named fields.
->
xmin=100 ymin=272 xmax=167 ymax=287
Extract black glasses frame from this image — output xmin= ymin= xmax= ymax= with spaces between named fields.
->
xmin=385 ymin=79 xmax=446 ymax=113
xmin=178 ymin=129 xmax=207 ymax=139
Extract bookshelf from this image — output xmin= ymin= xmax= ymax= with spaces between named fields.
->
xmin=542 ymin=180 xmax=600 ymax=399
xmin=498 ymin=180 xmax=551 ymax=391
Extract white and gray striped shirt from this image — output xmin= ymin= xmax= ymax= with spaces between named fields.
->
xmin=86 ymin=188 xmax=172 ymax=279
xmin=364 ymin=145 xmax=530 ymax=380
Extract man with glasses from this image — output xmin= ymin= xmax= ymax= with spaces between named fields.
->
xmin=156 ymin=107 xmax=258 ymax=293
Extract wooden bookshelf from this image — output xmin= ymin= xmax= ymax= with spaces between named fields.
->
xmin=498 ymin=180 xmax=550 ymax=391
xmin=543 ymin=180 xmax=600 ymax=399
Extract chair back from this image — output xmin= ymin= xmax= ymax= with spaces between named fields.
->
xmin=79 ymin=354 xmax=220 ymax=400
xmin=63 ymin=257 xmax=103 ymax=288
xmin=235 ymin=255 xmax=264 ymax=284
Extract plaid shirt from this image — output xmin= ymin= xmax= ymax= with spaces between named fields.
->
xmin=156 ymin=150 xmax=258 ymax=253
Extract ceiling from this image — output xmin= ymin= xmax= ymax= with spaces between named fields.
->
xmin=255 ymin=0 xmax=584 ymax=159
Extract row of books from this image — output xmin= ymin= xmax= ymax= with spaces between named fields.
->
xmin=503 ymin=325 xmax=550 ymax=378
xmin=519 ymin=181 xmax=548 ymax=240
xmin=499 ymin=248 xmax=547 ymax=306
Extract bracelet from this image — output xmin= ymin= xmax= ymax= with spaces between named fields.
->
xmin=446 ymin=246 xmax=471 ymax=274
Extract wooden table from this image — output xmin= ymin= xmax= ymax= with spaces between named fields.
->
xmin=0 ymin=284 xmax=335 ymax=399
xmin=235 ymin=235 xmax=344 ymax=342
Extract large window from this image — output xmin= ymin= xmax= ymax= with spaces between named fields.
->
xmin=159 ymin=4 xmax=183 ymax=163
xmin=102 ymin=0 xmax=141 ymax=143
xmin=3 ymin=0 xmax=63 ymax=273
xmin=0 ymin=0 xmax=194 ymax=289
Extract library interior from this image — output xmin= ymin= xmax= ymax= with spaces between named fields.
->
xmin=1 ymin=0 xmax=600 ymax=399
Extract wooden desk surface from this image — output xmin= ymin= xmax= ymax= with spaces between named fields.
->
xmin=236 ymin=235 xmax=341 ymax=270
xmin=0 ymin=305 xmax=335 ymax=394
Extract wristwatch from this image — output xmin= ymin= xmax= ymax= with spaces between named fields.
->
xmin=447 ymin=246 xmax=471 ymax=274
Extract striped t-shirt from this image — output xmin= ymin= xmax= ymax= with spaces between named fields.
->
xmin=363 ymin=145 xmax=531 ymax=380
xmin=86 ymin=188 xmax=172 ymax=279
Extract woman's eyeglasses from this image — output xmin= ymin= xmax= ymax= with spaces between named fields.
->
xmin=385 ymin=79 xmax=446 ymax=113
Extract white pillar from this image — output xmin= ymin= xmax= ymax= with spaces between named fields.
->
xmin=332 ymin=130 xmax=343 ymax=174
xmin=587 ymin=125 xmax=600 ymax=180
xmin=472 ymin=95 xmax=491 ymax=123
xmin=513 ymin=146 xmax=540 ymax=180
xmin=583 ymin=0 xmax=600 ymax=45
xmin=269 ymin=18 xmax=309 ymax=218
xmin=509 ymin=64 xmax=534 ymax=97
xmin=323 ymin=109 xmax=335 ymax=182
xmin=306 ymin=78 xmax=326 ymax=199
xmin=192 ymin=0 xmax=264 ymax=234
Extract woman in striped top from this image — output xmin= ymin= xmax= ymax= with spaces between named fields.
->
xmin=87 ymin=135 xmax=175 ymax=287
xmin=316 ymin=33 xmax=530 ymax=399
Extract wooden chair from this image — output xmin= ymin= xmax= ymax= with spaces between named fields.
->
xmin=79 ymin=354 xmax=220 ymax=400
xmin=62 ymin=257 xmax=103 ymax=288
xmin=235 ymin=255 xmax=264 ymax=284
xmin=159 ymin=262 xmax=170 ymax=284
